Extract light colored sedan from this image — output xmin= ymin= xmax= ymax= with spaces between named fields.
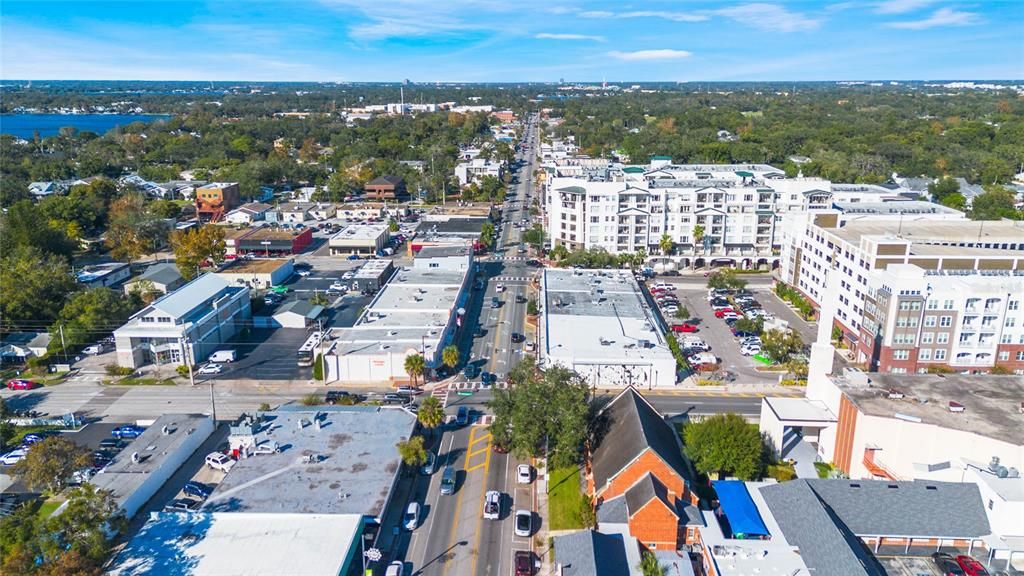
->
xmin=517 ymin=464 xmax=532 ymax=484
xmin=1 ymin=448 xmax=28 ymax=466
xmin=197 ymin=363 xmax=223 ymax=375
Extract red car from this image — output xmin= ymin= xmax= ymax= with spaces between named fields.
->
xmin=672 ymin=323 xmax=699 ymax=333
xmin=955 ymin=556 xmax=989 ymax=576
xmin=6 ymin=379 xmax=40 ymax=391
xmin=714 ymin=309 xmax=732 ymax=318
xmin=515 ymin=551 xmax=533 ymax=576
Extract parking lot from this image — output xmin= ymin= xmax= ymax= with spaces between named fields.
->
xmin=652 ymin=283 xmax=798 ymax=386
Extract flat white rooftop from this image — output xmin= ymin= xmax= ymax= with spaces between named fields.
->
xmin=108 ymin=512 xmax=361 ymax=576
xmin=329 ymin=224 xmax=388 ymax=242
xmin=542 ymin=268 xmax=672 ymax=363
xmin=763 ymin=397 xmax=836 ymax=423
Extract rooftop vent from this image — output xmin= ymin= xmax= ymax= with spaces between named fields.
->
xmin=886 ymin=389 xmax=904 ymax=400
xmin=948 ymin=401 xmax=965 ymax=413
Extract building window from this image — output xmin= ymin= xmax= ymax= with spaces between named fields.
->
xmin=935 ymin=349 xmax=947 ymax=360
xmin=1018 ymin=351 xmax=1024 ymax=361
xmin=919 ymin=349 xmax=932 ymax=360
xmin=890 ymin=367 xmax=907 ymax=374
xmin=893 ymin=350 xmax=910 ymax=360
xmin=943 ymin=299 xmax=954 ymax=310
xmin=899 ymin=301 xmax=910 ymax=311
xmin=911 ymin=301 xmax=921 ymax=311
xmin=939 ymin=316 xmax=952 ymax=327
xmin=1006 ymin=317 xmax=1016 ymax=328
xmin=937 ymin=333 xmax=949 ymax=344
xmin=921 ymin=332 xmax=934 ymax=344
xmin=999 ymin=351 xmax=1009 ymax=361
xmin=926 ymin=299 xmax=938 ymax=310
xmin=1010 ymin=300 xmax=1020 ymax=311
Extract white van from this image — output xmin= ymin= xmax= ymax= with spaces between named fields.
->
xmin=682 ymin=336 xmax=705 ymax=346
xmin=209 ymin=350 xmax=237 ymax=363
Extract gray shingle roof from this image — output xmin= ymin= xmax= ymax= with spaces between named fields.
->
xmin=596 ymin=494 xmax=629 ymax=525
xmin=553 ymin=530 xmax=631 ymax=576
xmin=591 ymin=388 xmax=690 ymax=494
xmin=624 ymin=472 xmax=673 ymax=518
xmin=138 ymin=263 xmax=182 ymax=287
xmin=804 ymin=479 xmax=990 ymax=538
xmin=760 ymin=481 xmax=885 ymax=576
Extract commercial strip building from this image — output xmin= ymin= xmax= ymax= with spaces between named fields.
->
xmin=323 ymin=249 xmax=473 ymax=384
xmin=235 ymin=226 xmax=313 ymax=257
xmin=114 ymin=274 xmax=251 ymax=368
xmin=539 ymin=268 xmax=676 ymax=389
xmin=328 ymin=224 xmax=390 ymax=256
xmin=778 ymin=213 xmax=1024 ymax=351
xmin=409 ymin=216 xmax=489 ymax=255
xmin=89 ymin=414 xmax=215 ymax=520
xmin=213 ymin=258 xmax=294 ymax=290
xmin=349 ymin=259 xmax=394 ymax=292
xmin=108 ymin=405 xmax=416 ymax=576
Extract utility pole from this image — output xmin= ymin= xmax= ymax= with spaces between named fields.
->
xmin=59 ymin=325 xmax=67 ymax=364
xmin=180 ymin=336 xmax=195 ymax=386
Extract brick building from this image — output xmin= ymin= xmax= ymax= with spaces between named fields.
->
xmin=363 ymin=175 xmax=407 ymax=200
xmin=195 ymin=182 xmax=241 ymax=222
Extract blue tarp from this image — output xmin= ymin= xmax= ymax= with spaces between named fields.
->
xmin=712 ymin=480 xmax=770 ymax=538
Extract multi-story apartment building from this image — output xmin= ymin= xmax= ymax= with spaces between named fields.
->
xmin=858 ymin=263 xmax=1024 ymax=374
xmin=195 ymin=182 xmax=241 ymax=223
xmin=779 ymin=212 xmax=1024 ymax=348
xmin=544 ymin=159 xmax=829 ymax=269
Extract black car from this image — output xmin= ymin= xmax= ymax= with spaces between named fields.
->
xmin=382 ymin=393 xmax=411 ymax=405
xmin=456 ymin=406 xmax=469 ymax=426
xmin=164 ymin=498 xmax=202 ymax=512
xmin=931 ymin=552 xmax=966 ymax=576
xmin=510 ymin=333 xmax=525 ymax=343
xmin=473 ymin=327 xmax=487 ymax=338
xmin=98 ymin=438 xmax=125 ymax=450
xmin=325 ymin=390 xmax=352 ymax=405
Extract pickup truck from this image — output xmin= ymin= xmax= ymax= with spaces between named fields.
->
xmin=483 ymin=490 xmax=501 ymax=520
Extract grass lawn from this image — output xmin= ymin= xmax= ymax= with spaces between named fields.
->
xmin=36 ymin=499 xmax=62 ymax=519
xmin=104 ymin=377 xmax=176 ymax=386
xmin=548 ymin=466 xmax=586 ymax=531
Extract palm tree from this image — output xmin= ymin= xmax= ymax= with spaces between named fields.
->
xmin=404 ymin=353 xmax=425 ymax=388
xmin=692 ymin=224 xmax=705 ymax=269
xmin=658 ymin=233 xmax=674 ymax=256
xmin=418 ymin=396 xmax=445 ymax=432
xmin=441 ymin=345 xmax=460 ymax=372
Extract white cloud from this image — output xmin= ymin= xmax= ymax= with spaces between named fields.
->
xmin=709 ymin=3 xmax=821 ymax=32
xmin=884 ymin=7 xmax=982 ymax=29
xmin=608 ymin=49 xmax=692 ymax=61
xmin=579 ymin=9 xmax=708 ymax=23
xmin=873 ymin=0 xmax=936 ymax=15
xmin=535 ymin=33 xmax=605 ymax=41
xmin=321 ymin=0 xmax=485 ymax=40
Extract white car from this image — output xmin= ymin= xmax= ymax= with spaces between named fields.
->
xmin=296 ymin=269 xmax=311 ymax=277
xmin=205 ymin=452 xmax=235 ymax=472
xmin=514 ymin=509 xmax=532 ymax=537
xmin=404 ymin=502 xmax=421 ymax=531
xmin=483 ymin=490 xmax=501 ymax=520
xmin=517 ymin=464 xmax=532 ymax=484
xmin=741 ymin=345 xmax=762 ymax=356
xmin=329 ymin=281 xmax=347 ymax=291
xmin=385 ymin=561 xmax=404 ymax=576
xmin=197 ymin=363 xmax=223 ymax=375
xmin=0 ymin=448 xmax=28 ymax=466
xmin=496 ymin=283 xmax=506 ymax=293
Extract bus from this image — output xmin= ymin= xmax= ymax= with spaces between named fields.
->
xmin=297 ymin=331 xmax=325 ymax=367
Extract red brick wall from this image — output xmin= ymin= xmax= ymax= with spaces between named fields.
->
xmin=996 ymin=344 xmax=1024 ymax=372
xmin=629 ymin=499 xmax=679 ymax=550
xmin=597 ymin=449 xmax=693 ymax=505
xmin=876 ymin=346 xmax=919 ymax=373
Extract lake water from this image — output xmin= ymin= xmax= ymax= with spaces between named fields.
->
xmin=0 ymin=113 xmax=173 ymax=139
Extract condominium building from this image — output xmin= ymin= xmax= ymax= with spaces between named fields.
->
xmin=858 ymin=263 xmax=1024 ymax=374
xmin=454 ymin=158 xmax=503 ymax=187
xmin=544 ymin=160 xmax=829 ymax=269
xmin=778 ymin=213 xmax=1024 ymax=346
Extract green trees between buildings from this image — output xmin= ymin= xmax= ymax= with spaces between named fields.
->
xmin=487 ymin=359 xmax=591 ymax=468
xmin=170 ymin=224 xmax=227 ymax=281
xmin=397 ymin=435 xmax=427 ymax=468
xmin=403 ymin=353 xmax=426 ymax=387
xmin=706 ymin=269 xmax=747 ymax=292
xmin=441 ymin=345 xmax=460 ymax=372
xmin=760 ymin=328 xmax=804 ymax=364
xmin=683 ymin=413 xmax=765 ymax=480
xmin=479 ymin=221 xmax=496 ymax=251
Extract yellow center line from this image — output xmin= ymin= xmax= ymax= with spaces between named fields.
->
xmin=468 ymin=433 xmax=493 ymax=573
xmin=443 ymin=427 xmax=476 ymax=575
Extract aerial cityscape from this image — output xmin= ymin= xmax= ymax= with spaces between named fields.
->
xmin=1 ymin=1 xmax=1023 ymax=576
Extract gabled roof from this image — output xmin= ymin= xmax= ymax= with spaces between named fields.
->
xmin=624 ymin=473 xmax=675 ymax=518
xmin=760 ymin=480 xmax=885 ymax=576
xmin=552 ymin=530 xmax=632 ymax=576
xmin=802 ymin=479 xmax=990 ymax=538
xmin=275 ymin=300 xmax=324 ymax=320
xmin=591 ymin=387 xmax=690 ymax=492
xmin=149 ymin=273 xmax=232 ymax=320
xmin=367 ymin=175 xmax=404 ymax=187
xmin=136 ymin=263 xmax=183 ymax=287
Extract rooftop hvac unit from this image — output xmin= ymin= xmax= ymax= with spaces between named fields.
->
xmin=948 ymin=401 xmax=965 ymax=413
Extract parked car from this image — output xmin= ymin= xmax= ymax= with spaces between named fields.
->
xmin=112 ymin=425 xmax=145 ymax=439
xmin=652 ymin=283 xmax=675 ymax=291
xmin=183 ymin=481 xmax=212 ymax=500
xmin=514 ymin=510 xmax=532 ymax=537
xmin=6 ymin=379 xmax=40 ymax=391
xmin=421 ymin=452 xmax=436 ymax=475
xmin=205 ymin=452 xmax=235 ymax=472
xmin=510 ymin=333 xmax=525 ymax=343
xmin=740 ymin=344 xmax=762 ymax=356
xmin=382 ymin=394 xmax=411 ymax=405
xmin=295 ymin=269 xmax=311 ymax=277
xmin=456 ymin=406 xmax=469 ymax=426
xmin=473 ymin=327 xmax=487 ymax=338
xmin=0 ymin=448 xmax=28 ymax=466
xmin=325 ymin=390 xmax=353 ymax=405
xmin=98 ymin=438 xmax=125 ymax=450
xmin=515 ymin=551 xmax=534 ymax=576
xmin=396 ymin=386 xmax=423 ymax=396
xmin=385 ymin=561 xmax=404 ymax=576
xmin=197 ymin=363 xmax=223 ymax=375
xmin=403 ymin=502 xmax=421 ymax=531
xmin=329 ymin=281 xmax=347 ymax=291
xmin=525 ymin=341 xmax=536 ymax=352
xmin=517 ymin=464 xmax=532 ymax=484
xmin=346 ymin=254 xmax=361 ymax=261
xmin=931 ymin=553 xmax=966 ymax=576
xmin=671 ymin=323 xmax=698 ymax=333
xmin=483 ymin=490 xmax=501 ymax=520
xmin=463 ymin=364 xmax=480 ymax=379
xmin=82 ymin=344 xmax=105 ymax=355
xmin=164 ymin=498 xmax=202 ymax=512
xmin=209 ymin=350 xmax=237 ymax=363
xmin=956 ymin=556 xmax=990 ymax=576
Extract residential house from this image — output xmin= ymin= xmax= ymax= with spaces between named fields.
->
xmin=363 ymin=175 xmax=407 ymax=200
xmin=224 ymin=202 xmax=272 ymax=225
xmin=455 ymin=158 xmax=503 ymax=188
xmin=955 ymin=177 xmax=987 ymax=208
xmin=28 ymin=181 xmax=60 ymax=198
xmin=122 ymin=263 xmax=185 ymax=297
xmin=309 ymin=203 xmax=337 ymax=221
xmin=0 ymin=332 xmax=52 ymax=364
xmin=76 ymin=262 xmax=132 ymax=289
xmin=113 ymin=273 xmax=251 ymax=368
xmin=276 ymin=202 xmax=311 ymax=224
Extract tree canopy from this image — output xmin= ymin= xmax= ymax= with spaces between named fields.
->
xmin=683 ymin=413 xmax=765 ymax=480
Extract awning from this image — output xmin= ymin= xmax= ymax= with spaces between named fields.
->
xmin=712 ymin=480 xmax=770 ymax=539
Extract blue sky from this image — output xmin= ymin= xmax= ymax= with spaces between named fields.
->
xmin=2 ymin=1 xmax=1022 ymax=81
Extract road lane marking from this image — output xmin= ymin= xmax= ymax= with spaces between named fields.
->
xmin=442 ymin=429 xmax=471 ymax=575
xmin=467 ymin=432 xmax=493 ymax=575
